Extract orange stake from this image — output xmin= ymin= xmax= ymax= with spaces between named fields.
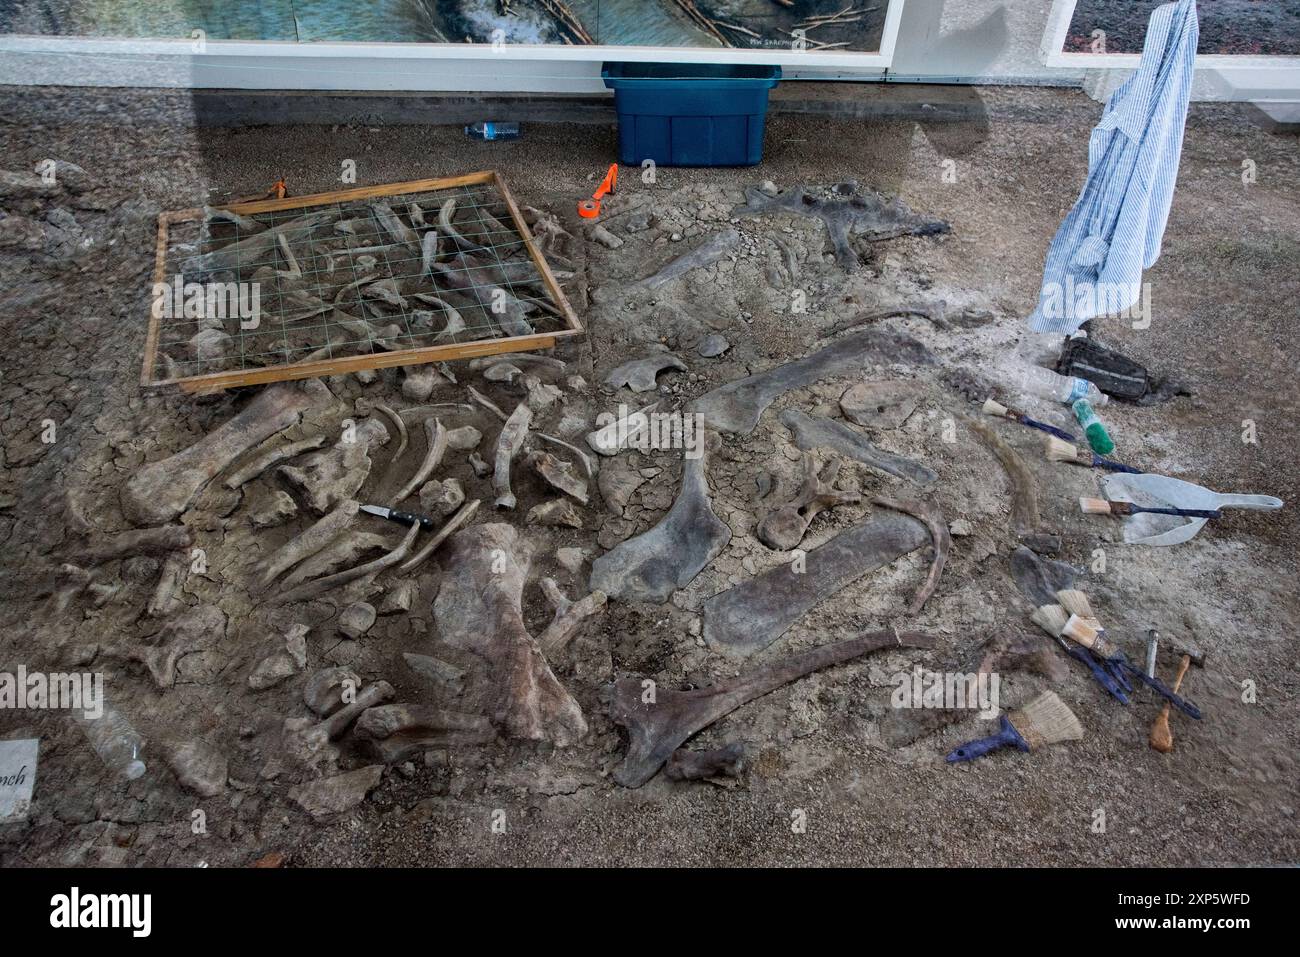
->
xmin=578 ymin=163 xmax=617 ymax=218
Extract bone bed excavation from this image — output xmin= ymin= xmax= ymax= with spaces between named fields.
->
xmin=150 ymin=177 xmax=574 ymax=389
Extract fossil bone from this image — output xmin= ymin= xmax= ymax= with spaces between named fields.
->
xmin=527 ymin=450 xmax=588 ymax=503
xmin=605 ymin=353 xmax=687 ymax=393
xmin=780 ymin=409 xmax=937 ymax=486
xmin=279 ymin=416 xmax=389 ymax=515
xmin=281 ymin=532 xmax=390 ymax=588
xmin=840 ymin=380 xmax=927 ymax=430
xmin=434 ymin=524 xmax=587 ymax=745
xmin=690 ymin=328 xmax=934 ymax=435
xmin=526 ymin=498 xmax=583 ymax=528
xmin=1010 ymin=545 xmax=1081 ymax=608
xmin=182 ymin=209 xmax=340 ymax=277
xmin=612 ymin=629 xmax=937 ymax=787
xmin=703 ymin=513 xmax=929 ymax=656
xmin=390 ymin=417 xmax=448 ymax=506
xmin=968 ymin=416 xmax=1040 ymax=540
xmin=590 ymin=437 xmax=729 ymax=604
xmin=665 ymin=743 xmax=746 ymax=782
xmin=354 ymin=704 xmax=495 ymax=762
xmin=122 ymin=381 xmax=323 ymax=525
xmin=756 ymin=453 xmax=860 ymax=551
xmin=398 ymin=498 xmax=480 ymax=573
xmin=736 ymin=184 xmax=949 ymax=271
xmin=146 ymin=551 xmax=189 ymax=618
xmin=223 ymin=434 xmax=327 ymax=490
xmin=371 ymin=403 xmax=408 ymax=464
xmin=69 ymin=525 xmax=192 ymax=564
xmin=275 ymin=522 xmax=419 ymax=604
xmin=537 ymin=579 xmax=608 ymax=659
xmin=637 ymin=228 xmax=740 ymax=290
xmin=253 ymin=499 xmax=359 ymax=589
xmin=372 ymin=201 xmax=418 ymax=251
xmin=493 ymin=402 xmax=533 ymax=510
xmin=872 ymin=495 xmax=951 ymax=615
xmin=586 ymin=401 xmax=661 ymax=456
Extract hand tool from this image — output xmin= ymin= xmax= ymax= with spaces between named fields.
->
xmin=1150 ymin=643 xmax=1207 ymax=752
xmin=1080 ymin=498 xmax=1221 ymax=520
xmin=982 ymin=398 xmax=1076 ymax=442
xmin=946 ymin=691 xmax=1083 ymax=763
xmin=1101 ymin=473 xmax=1283 ymax=546
xmin=360 ymin=503 xmax=437 ymax=530
xmin=1046 ymin=437 xmax=1142 ymax=473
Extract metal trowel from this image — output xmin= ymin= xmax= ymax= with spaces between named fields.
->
xmin=1100 ymin=473 xmax=1283 ymax=546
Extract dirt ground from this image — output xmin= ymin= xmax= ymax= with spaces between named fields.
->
xmin=0 ymin=84 xmax=1296 ymax=867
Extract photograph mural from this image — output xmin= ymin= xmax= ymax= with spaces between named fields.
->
xmin=1065 ymin=0 xmax=1300 ymax=56
xmin=0 ymin=0 xmax=892 ymax=52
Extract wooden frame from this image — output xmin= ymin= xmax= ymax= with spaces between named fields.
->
xmin=142 ymin=170 xmax=582 ymax=394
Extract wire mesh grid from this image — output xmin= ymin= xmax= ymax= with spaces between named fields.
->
xmin=146 ymin=173 xmax=578 ymax=391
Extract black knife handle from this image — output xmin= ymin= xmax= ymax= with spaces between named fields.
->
xmin=388 ymin=510 xmax=435 ymax=530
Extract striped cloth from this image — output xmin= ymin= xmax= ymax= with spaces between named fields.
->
xmin=1028 ymin=0 xmax=1199 ymax=334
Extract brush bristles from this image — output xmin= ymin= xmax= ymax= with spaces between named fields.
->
xmin=1048 ymin=438 xmax=1085 ymax=464
xmin=1031 ymin=604 xmax=1069 ymax=638
xmin=1056 ymin=589 xmax=1095 ymax=620
xmin=1062 ymin=613 xmax=1101 ymax=647
xmin=982 ymin=398 xmax=1008 ymax=417
xmin=1011 ymin=691 xmax=1083 ymax=748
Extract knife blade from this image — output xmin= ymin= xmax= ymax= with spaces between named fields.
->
xmin=360 ymin=504 xmax=436 ymax=530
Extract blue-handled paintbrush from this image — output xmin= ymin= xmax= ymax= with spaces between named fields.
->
xmin=982 ymin=398 xmax=1076 ymax=442
xmin=946 ymin=691 xmax=1083 ymax=764
xmin=1046 ymin=437 xmax=1142 ymax=474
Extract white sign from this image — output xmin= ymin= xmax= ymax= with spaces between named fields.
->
xmin=0 ymin=738 xmax=38 ymax=822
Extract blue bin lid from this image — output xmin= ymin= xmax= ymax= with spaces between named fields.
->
xmin=602 ymin=62 xmax=781 ymax=88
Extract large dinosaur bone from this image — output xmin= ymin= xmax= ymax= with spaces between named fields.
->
xmin=590 ymin=437 xmax=730 ymax=604
xmin=433 ymin=524 xmax=587 ymax=745
xmin=703 ymin=513 xmax=929 ymax=656
xmin=780 ymin=409 xmax=937 ymax=486
xmin=756 ymin=453 xmax=860 ymax=551
xmin=611 ymin=629 xmax=937 ymax=787
xmin=871 ymin=495 xmax=950 ymax=615
xmin=493 ymin=402 xmax=532 ymax=510
xmin=690 ymin=328 xmax=934 ymax=435
xmin=121 ymin=381 xmax=323 ymax=525
xmin=280 ymin=415 xmax=389 ymax=515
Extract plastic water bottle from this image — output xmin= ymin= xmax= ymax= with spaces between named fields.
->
xmin=77 ymin=707 xmax=146 ymax=780
xmin=1017 ymin=365 xmax=1108 ymax=406
xmin=464 ymin=122 xmax=520 ymax=141
xmin=1072 ymin=399 xmax=1115 ymax=455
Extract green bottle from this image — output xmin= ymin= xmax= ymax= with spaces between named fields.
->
xmin=1072 ymin=399 xmax=1114 ymax=456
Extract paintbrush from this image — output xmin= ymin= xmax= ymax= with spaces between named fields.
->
xmin=982 ymin=398 xmax=1077 ymax=442
xmin=945 ymin=691 xmax=1083 ymax=763
xmin=1079 ymin=498 xmax=1221 ymax=520
xmin=1032 ymin=602 xmax=1121 ymax=659
xmin=1046 ymin=437 xmax=1142 ymax=474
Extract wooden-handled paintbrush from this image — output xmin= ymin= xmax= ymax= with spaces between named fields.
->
xmin=1031 ymin=600 xmax=1121 ymax=659
xmin=982 ymin=398 xmax=1076 ymax=442
xmin=1079 ymin=498 xmax=1221 ymax=520
xmin=946 ymin=691 xmax=1083 ymax=763
xmin=1046 ymin=437 xmax=1142 ymax=474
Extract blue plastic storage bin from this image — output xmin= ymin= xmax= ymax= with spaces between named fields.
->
xmin=602 ymin=62 xmax=782 ymax=168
